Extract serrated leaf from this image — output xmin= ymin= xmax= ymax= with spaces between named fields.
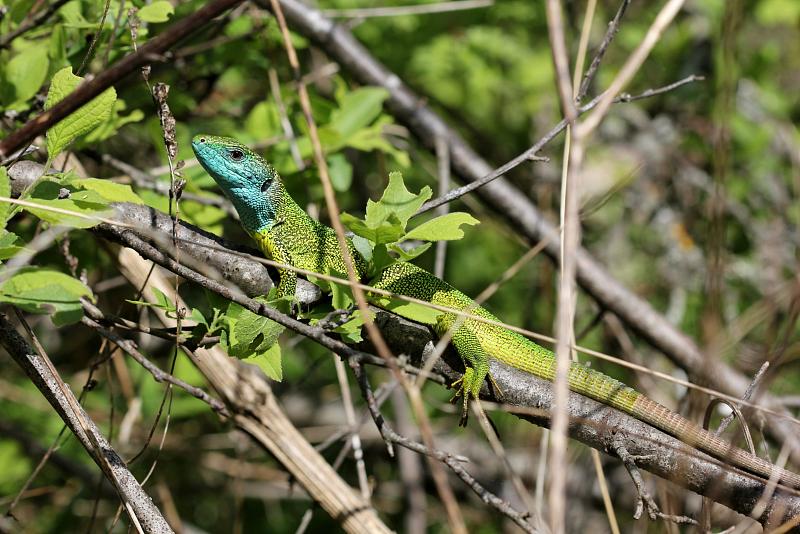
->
xmin=243 ymin=343 xmax=282 ymax=381
xmin=69 ymin=178 xmax=144 ymax=204
xmin=403 ymin=212 xmax=479 ymax=242
xmin=224 ymin=299 xmax=285 ymax=360
xmin=0 ymin=267 xmax=93 ymax=325
xmin=45 ymin=67 xmax=116 ymax=160
xmin=369 ymin=172 xmax=431 ymax=229
xmin=341 ymin=212 xmax=405 ymax=245
xmin=137 ymin=1 xmax=174 ymax=22
xmin=341 ymin=173 xmax=432 ymax=246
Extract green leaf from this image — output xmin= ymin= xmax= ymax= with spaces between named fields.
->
xmin=388 ymin=242 xmax=431 ymax=262
xmin=756 ymin=0 xmax=800 ymax=25
xmin=243 ymin=343 xmax=282 ymax=381
xmin=245 ymin=101 xmax=282 ymax=140
xmin=333 ymin=309 xmax=372 ymax=344
xmin=327 ymin=268 xmax=353 ymax=310
xmin=340 ymin=172 xmax=431 ymax=245
xmin=403 ymin=212 xmax=479 ymax=242
xmin=49 ymin=24 xmax=68 ymax=68
xmin=45 ymin=67 xmax=117 ymax=160
xmin=371 ymin=295 xmax=441 ymax=326
xmin=369 ymin=244 xmax=396 ymax=274
xmin=3 ymin=45 xmax=49 ymax=108
xmin=341 ymin=212 xmax=405 ymax=245
xmin=370 ymin=172 xmax=431 ymax=229
xmin=0 ymin=267 xmax=94 ymax=326
xmin=0 ymin=231 xmax=24 ymax=260
xmin=137 ymin=0 xmax=174 ymax=23
xmin=330 ymin=87 xmax=389 ymax=138
xmin=59 ymin=1 xmax=101 ymax=28
xmin=328 ymin=153 xmax=353 ymax=192
xmin=23 ymin=180 xmax=112 ymax=228
xmin=0 ymin=167 xmax=11 ymax=223
xmin=351 ymin=235 xmax=373 ymax=263
xmin=69 ymin=178 xmax=144 ymax=204
xmin=223 ymin=299 xmax=285 ymax=362
xmin=126 ymin=287 xmax=177 ymax=315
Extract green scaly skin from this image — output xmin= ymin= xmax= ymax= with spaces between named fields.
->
xmin=192 ymin=134 xmax=800 ymax=489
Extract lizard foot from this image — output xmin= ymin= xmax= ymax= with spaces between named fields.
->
xmin=448 ymin=372 xmax=472 ymax=426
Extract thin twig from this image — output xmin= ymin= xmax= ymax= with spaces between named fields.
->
xmin=0 ymin=0 xmax=71 ymax=49
xmin=418 ymin=76 xmax=702 ymax=214
xmin=351 ymin=361 xmax=541 ymax=533
xmin=576 ymin=0 xmax=632 ymax=101
xmin=81 ymin=316 xmax=229 ymax=416
xmin=0 ymin=0 xmax=247 ymax=158
xmin=577 ymin=0 xmax=688 ymax=137
xmin=544 ymin=1 xmax=579 ymax=530
xmin=322 ymin=0 xmax=492 ymax=19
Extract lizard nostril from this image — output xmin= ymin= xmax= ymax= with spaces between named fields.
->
xmin=199 ymin=137 xmax=206 ymax=143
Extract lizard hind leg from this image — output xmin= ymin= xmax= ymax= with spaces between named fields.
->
xmin=448 ymin=324 xmax=498 ymax=426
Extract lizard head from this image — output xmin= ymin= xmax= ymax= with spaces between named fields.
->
xmin=192 ymin=134 xmax=282 ymax=232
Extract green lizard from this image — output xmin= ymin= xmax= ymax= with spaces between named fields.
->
xmin=192 ymin=134 xmax=800 ymax=489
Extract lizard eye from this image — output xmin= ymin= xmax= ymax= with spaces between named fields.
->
xmin=229 ymin=149 xmax=244 ymax=161
xmin=260 ymin=178 xmax=271 ymax=192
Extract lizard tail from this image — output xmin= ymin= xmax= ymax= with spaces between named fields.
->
xmin=371 ymin=260 xmax=800 ymax=488
xmin=628 ymin=392 xmax=800 ymax=489
xmin=563 ymin=358 xmax=800 ymax=489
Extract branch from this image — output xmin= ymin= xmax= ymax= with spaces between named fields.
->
xmin=114 ymin=252 xmax=392 ymax=534
xmin=0 ymin=314 xmax=173 ymax=533
xmin=259 ymin=0 xmax=800 ymax=464
xmin=98 ymin=206 xmax=800 ymax=525
xmin=0 ymin=0 xmax=71 ymax=49
xmin=0 ymin=0 xmax=246 ymax=159
xmin=8 ymin=160 xmax=800 ymax=523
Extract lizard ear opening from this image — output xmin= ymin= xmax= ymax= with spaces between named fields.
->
xmin=260 ymin=178 xmax=271 ymax=192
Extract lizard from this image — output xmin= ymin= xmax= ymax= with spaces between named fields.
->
xmin=191 ymin=134 xmax=800 ymax=489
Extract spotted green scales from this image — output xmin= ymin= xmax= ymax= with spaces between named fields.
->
xmin=192 ymin=134 xmax=800 ymax=489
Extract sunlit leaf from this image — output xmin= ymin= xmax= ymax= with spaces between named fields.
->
xmin=403 ymin=212 xmax=479 ymax=242
xmin=137 ymin=0 xmax=174 ymax=23
xmin=45 ymin=67 xmax=117 ymax=160
xmin=0 ymin=267 xmax=93 ymax=325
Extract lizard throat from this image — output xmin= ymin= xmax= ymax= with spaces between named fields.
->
xmin=228 ymin=186 xmax=276 ymax=233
